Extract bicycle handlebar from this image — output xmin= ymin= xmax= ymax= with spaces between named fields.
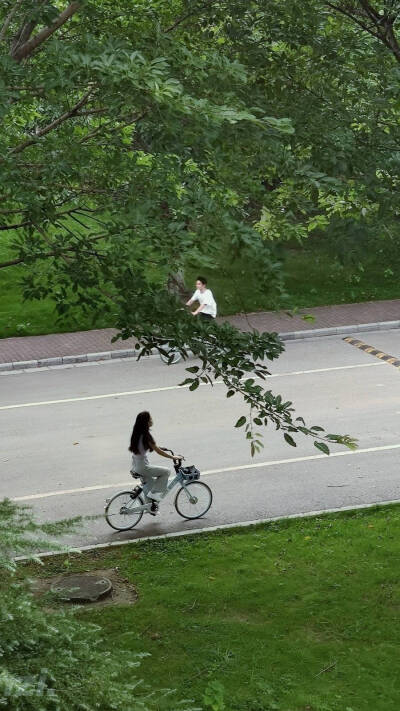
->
xmin=160 ymin=447 xmax=174 ymax=455
xmin=160 ymin=447 xmax=183 ymax=464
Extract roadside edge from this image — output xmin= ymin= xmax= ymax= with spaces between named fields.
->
xmin=15 ymin=497 xmax=400 ymax=562
xmin=2 ymin=320 xmax=400 ymax=372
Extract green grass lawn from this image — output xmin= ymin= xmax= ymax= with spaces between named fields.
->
xmin=186 ymin=246 xmax=400 ymax=316
xmin=0 ymin=238 xmax=114 ymax=338
xmin=27 ymin=505 xmax=400 ymax=711
xmin=3 ymin=233 xmax=400 ymax=337
xmin=283 ymin=248 xmax=400 ymax=310
xmin=0 ymin=261 xmax=90 ymax=338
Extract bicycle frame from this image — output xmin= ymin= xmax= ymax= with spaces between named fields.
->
xmin=166 ymin=470 xmax=184 ymax=493
xmin=121 ymin=470 xmax=195 ymax=517
xmin=159 ymin=332 xmax=218 ymax=364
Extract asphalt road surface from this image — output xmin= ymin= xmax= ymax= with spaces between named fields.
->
xmin=2 ymin=328 xmax=400 ymax=550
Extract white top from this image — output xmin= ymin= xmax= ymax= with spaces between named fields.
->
xmin=131 ymin=435 xmax=149 ymax=468
xmin=191 ymin=288 xmax=217 ymax=317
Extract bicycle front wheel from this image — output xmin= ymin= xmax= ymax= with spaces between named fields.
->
xmin=174 ymin=482 xmax=212 ymax=519
xmin=105 ymin=491 xmax=144 ymax=531
xmin=159 ymin=348 xmax=182 ymax=365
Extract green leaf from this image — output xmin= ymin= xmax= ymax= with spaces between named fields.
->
xmin=314 ymin=441 xmax=330 ymax=455
xmin=235 ymin=416 xmax=247 ymax=428
xmin=284 ymin=433 xmax=297 ymax=447
xmin=179 ymin=378 xmax=193 ymax=386
xmin=244 ymin=378 xmax=255 ymax=387
xmin=264 ymin=116 xmax=295 ymax=134
xmin=189 ymin=380 xmax=199 ymax=391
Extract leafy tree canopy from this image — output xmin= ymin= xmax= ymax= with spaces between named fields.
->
xmin=0 ymin=499 xmax=188 ymax=710
xmin=5 ymin=1 xmax=396 ymax=451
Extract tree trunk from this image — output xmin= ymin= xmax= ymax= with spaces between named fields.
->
xmin=167 ymin=270 xmax=190 ymax=301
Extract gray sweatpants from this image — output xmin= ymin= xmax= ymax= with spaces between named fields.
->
xmin=132 ymin=461 xmax=170 ymax=501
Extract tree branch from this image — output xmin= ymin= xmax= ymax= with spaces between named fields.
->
xmin=325 ymin=2 xmax=382 ymax=40
xmin=0 ymin=207 xmax=28 ymax=215
xmin=79 ymin=110 xmax=147 ymax=143
xmin=10 ymin=87 xmax=94 ymax=155
xmin=164 ymin=0 xmax=216 ymax=33
xmin=0 ymin=232 xmax=106 ymax=269
xmin=358 ymin=0 xmax=380 ymax=23
xmin=0 ymin=218 xmax=32 ymax=231
xmin=0 ymin=222 xmax=159 ymax=269
xmin=0 ymin=0 xmax=24 ymax=43
xmin=11 ymin=1 xmax=80 ymax=62
xmin=0 ymin=206 xmax=98 ymax=232
xmin=382 ymin=19 xmax=400 ymax=60
xmin=326 ymin=0 xmax=400 ymax=62
xmin=75 ymin=107 xmax=107 ymax=116
xmin=11 ymin=19 xmax=36 ymax=56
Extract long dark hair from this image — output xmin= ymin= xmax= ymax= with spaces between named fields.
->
xmin=129 ymin=411 xmax=154 ymax=454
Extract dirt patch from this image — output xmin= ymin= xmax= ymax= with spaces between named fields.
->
xmin=30 ymin=568 xmax=138 ymax=608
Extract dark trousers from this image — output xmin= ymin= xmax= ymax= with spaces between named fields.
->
xmin=199 ymin=313 xmax=214 ymax=321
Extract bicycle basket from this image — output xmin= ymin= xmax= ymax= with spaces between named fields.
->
xmin=180 ymin=465 xmax=200 ymax=481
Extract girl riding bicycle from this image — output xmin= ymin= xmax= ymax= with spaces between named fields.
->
xmin=129 ymin=411 xmax=184 ymax=515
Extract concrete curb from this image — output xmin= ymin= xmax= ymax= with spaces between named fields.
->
xmin=14 ymin=497 xmax=400 ymax=561
xmin=0 ymin=347 xmax=139 ymax=372
xmin=2 ymin=320 xmax=400 ymax=372
xmin=279 ymin=319 xmax=400 ymax=341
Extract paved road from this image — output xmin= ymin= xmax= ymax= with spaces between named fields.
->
xmin=2 ymin=328 xmax=400 ymax=549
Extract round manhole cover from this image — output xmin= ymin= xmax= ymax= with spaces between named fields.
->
xmin=51 ymin=574 xmax=113 ymax=602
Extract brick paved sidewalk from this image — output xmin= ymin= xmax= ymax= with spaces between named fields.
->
xmin=223 ymin=299 xmax=400 ymax=332
xmin=1 ymin=299 xmax=400 ymax=365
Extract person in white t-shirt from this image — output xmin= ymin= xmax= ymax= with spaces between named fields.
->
xmin=186 ymin=276 xmax=217 ymax=320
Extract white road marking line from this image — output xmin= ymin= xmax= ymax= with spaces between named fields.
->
xmin=270 ymin=362 xmax=383 ymax=376
xmin=13 ymin=482 xmax=133 ymax=501
xmin=0 ymin=384 xmax=190 ymax=410
xmin=11 ymin=442 xmax=400 ymax=502
xmin=0 ymin=361 xmax=384 ymax=411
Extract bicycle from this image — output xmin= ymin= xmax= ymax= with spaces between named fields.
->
xmin=104 ymin=449 xmax=213 ymax=531
xmin=159 ymin=332 xmax=217 ymax=365
xmin=159 ymin=344 xmax=182 ymax=365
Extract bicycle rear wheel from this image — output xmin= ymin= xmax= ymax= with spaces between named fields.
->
xmin=159 ymin=348 xmax=182 ymax=365
xmin=174 ymin=482 xmax=212 ymax=519
xmin=105 ymin=491 xmax=144 ymax=531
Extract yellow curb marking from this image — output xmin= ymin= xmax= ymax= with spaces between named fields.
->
xmin=343 ymin=337 xmax=400 ymax=369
